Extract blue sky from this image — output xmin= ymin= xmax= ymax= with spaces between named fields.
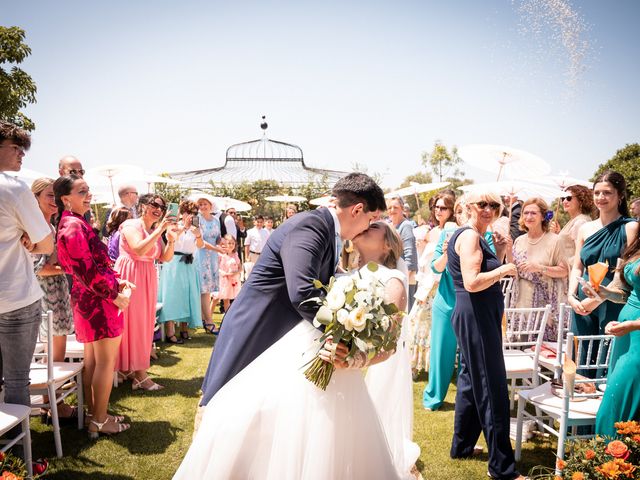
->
xmin=4 ymin=0 xmax=639 ymax=188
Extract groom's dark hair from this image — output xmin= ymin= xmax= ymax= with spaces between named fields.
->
xmin=332 ymin=173 xmax=386 ymax=213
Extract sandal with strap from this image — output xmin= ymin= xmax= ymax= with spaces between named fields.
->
xmin=88 ymin=417 xmax=130 ymax=439
xmin=203 ymin=323 xmax=220 ymax=335
xmin=166 ymin=335 xmax=184 ymax=345
xmin=132 ymin=376 xmax=164 ymax=391
xmin=84 ymin=413 xmax=125 ymax=427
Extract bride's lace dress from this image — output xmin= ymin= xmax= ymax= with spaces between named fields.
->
xmin=174 ymin=297 xmax=412 ymax=479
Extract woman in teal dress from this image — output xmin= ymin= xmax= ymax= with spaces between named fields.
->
xmin=595 ymin=238 xmax=640 ymax=436
xmin=422 ymin=197 xmax=495 ymax=411
xmin=568 ymin=171 xmax=637 ymax=356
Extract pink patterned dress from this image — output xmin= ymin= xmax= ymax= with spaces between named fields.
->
xmin=56 ymin=211 xmax=123 ymax=343
xmin=218 ymin=252 xmax=241 ymax=300
xmin=114 ymin=219 xmax=162 ymax=372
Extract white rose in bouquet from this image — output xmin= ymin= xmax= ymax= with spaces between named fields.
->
xmin=346 ymin=306 xmax=371 ymax=332
xmin=336 ymin=308 xmax=349 ymax=325
xmin=334 ymin=275 xmax=354 ymax=292
xmin=326 ymin=288 xmax=346 ymax=311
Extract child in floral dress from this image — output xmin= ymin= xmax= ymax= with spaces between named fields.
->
xmin=218 ymin=235 xmax=242 ymax=315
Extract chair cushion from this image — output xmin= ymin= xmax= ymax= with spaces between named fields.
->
xmin=519 ymin=382 xmax=601 ymax=418
xmin=504 ymin=351 xmax=535 ymax=374
xmin=29 ymin=362 xmax=83 ymax=390
xmin=0 ymin=403 xmax=31 ymax=434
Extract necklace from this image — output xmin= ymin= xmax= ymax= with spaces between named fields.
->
xmin=527 ymin=232 xmax=546 ymax=245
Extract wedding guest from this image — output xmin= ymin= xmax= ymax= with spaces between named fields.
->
xmin=264 ymin=216 xmax=274 ymax=236
xmin=595 ymin=228 xmax=640 ymax=436
xmin=244 ymin=215 xmax=269 ymax=264
xmin=54 ymin=174 xmax=131 ymax=437
xmin=630 ymin=198 xmax=640 ymax=220
xmin=115 ymin=193 xmax=177 ymax=391
xmin=58 ymin=155 xmax=85 ymax=177
xmin=101 ymin=184 xmax=139 ymax=237
xmin=0 ymin=122 xmax=53 ymax=411
xmin=105 ymin=207 xmax=133 ymax=261
xmin=195 ymin=195 xmax=225 ymax=334
xmin=31 ymin=178 xmax=76 ymax=421
xmin=552 ymin=185 xmax=595 ymax=269
xmin=158 ymin=200 xmax=203 ymax=344
xmin=511 ymin=198 xmax=569 ymax=341
xmin=423 ymin=195 xmax=496 ymax=411
xmin=285 ymin=203 xmax=297 ymax=219
xmin=410 ymin=192 xmax=455 ymax=376
xmin=387 ymin=196 xmax=418 ymax=309
xmin=447 ymin=191 xmax=524 ymax=480
xmin=218 ymin=235 xmax=242 ymax=315
xmin=568 ymin=171 xmax=638 ymax=348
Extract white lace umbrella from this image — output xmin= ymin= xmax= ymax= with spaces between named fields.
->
xmin=309 ymin=195 xmax=333 ymax=207
xmin=264 ymin=195 xmax=307 ymax=203
xmin=129 ymin=172 xmax=184 ymax=193
xmin=86 ymin=164 xmax=144 ymax=204
xmin=534 ymin=172 xmax=592 ymax=190
xmin=460 ymin=180 xmax=565 ymax=203
xmin=188 ymin=193 xmax=251 ymax=213
xmin=458 ymin=144 xmax=551 ymax=181
xmin=385 ymin=181 xmax=451 ymax=208
xmin=11 ymin=167 xmax=54 ymax=183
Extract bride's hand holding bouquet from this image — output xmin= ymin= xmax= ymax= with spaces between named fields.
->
xmin=302 ymin=262 xmax=403 ymax=390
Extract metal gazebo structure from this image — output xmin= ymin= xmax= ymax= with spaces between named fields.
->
xmin=169 ymin=117 xmax=349 ymax=189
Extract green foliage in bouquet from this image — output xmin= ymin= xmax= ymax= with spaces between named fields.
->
xmin=528 ymin=421 xmax=640 ymax=479
xmin=0 ymin=450 xmax=28 ymax=480
xmin=303 ymin=262 xmax=403 ymax=390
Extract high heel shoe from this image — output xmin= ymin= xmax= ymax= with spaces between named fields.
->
xmin=132 ymin=376 xmax=164 ymax=391
xmin=84 ymin=412 xmax=125 ymax=427
xmin=88 ymin=417 xmax=130 ymax=439
xmin=203 ymin=323 xmax=220 ymax=335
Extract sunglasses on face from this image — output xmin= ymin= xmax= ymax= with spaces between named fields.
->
xmin=148 ymin=201 xmax=167 ymax=212
xmin=434 ymin=205 xmax=450 ymax=211
xmin=561 ymin=196 xmax=573 ymax=202
xmin=473 ymin=201 xmax=501 ymax=211
xmin=68 ymin=169 xmax=86 ymax=176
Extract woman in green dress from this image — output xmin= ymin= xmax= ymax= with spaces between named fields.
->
xmin=595 ymin=231 xmax=640 ymax=436
xmin=568 ymin=171 xmax=637 ymax=351
xmin=422 ymin=196 xmax=495 ymax=411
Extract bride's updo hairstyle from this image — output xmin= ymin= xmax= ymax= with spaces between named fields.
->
xmin=369 ymin=221 xmax=402 ymax=269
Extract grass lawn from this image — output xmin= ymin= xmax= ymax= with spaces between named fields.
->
xmin=31 ymin=315 xmax=557 ymax=479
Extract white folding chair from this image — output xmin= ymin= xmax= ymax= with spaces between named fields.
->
xmin=0 ymin=403 xmax=33 ymax=479
xmin=30 ymin=311 xmax=84 ymax=458
xmin=537 ymin=302 xmax=573 ymax=383
xmin=502 ymin=304 xmax=551 ymax=409
xmin=500 ymin=276 xmax=514 ymax=307
xmin=514 ymin=332 xmax=614 ymax=474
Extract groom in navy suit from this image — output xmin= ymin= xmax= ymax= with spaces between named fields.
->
xmin=200 ymin=173 xmax=386 ymax=405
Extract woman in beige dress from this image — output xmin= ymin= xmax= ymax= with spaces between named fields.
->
xmin=552 ymin=184 xmax=595 ymax=267
xmin=511 ymin=197 xmax=569 ymax=341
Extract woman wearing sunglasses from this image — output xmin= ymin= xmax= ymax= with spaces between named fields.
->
xmin=114 ymin=193 xmax=178 ymax=391
xmin=446 ymin=192 xmax=525 ymax=480
xmin=552 ymin=185 xmax=595 ymax=269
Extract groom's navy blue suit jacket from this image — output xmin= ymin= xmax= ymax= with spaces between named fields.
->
xmin=200 ymin=207 xmax=337 ymax=405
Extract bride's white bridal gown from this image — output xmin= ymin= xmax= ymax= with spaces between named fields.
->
xmin=173 ymin=281 xmax=412 ymax=479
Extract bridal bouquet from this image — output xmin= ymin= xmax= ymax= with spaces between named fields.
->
xmin=302 ymin=262 xmax=402 ymax=390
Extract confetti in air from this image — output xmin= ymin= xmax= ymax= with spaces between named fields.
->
xmin=513 ymin=0 xmax=591 ymax=90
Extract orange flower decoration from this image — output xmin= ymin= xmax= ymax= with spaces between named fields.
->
xmin=572 ymin=472 xmax=585 ymax=480
xmin=557 ymin=459 xmax=567 ymax=470
xmin=615 ymin=458 xmax=636 ymax=478
xmin=585 ymin=449 xmax=596 ymax=460
xmin=596 ymin=460 xmax=621 ymax=479
xmin=633 ymin=435 xmax=640 ymax=444
xmin=615 ymin=421 xmax=640 ymax=435
xmin=0 ymin=472 xmax=23 ymax=480
xmin=605 ymin=440 xmax=630 ymax=460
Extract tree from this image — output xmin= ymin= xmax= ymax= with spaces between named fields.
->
xmin=422 ymin=140 xmax=464 ymax=183
xmin=0 ymin=27 xmax=37 ymax=130
xmin=592 ymin=143 xmax=640 ymax=201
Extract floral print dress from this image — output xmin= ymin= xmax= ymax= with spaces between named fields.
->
xmin=196 ymin=214 xmax=221 ymax=294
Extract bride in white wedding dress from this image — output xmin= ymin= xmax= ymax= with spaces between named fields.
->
xmin=173 ymin=221 xmax=413 ymax=480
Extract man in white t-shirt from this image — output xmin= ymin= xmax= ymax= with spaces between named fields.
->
xmin=0 ymin=122 xmax=53 ymax=408
xmin=244 ymin=215 xmax=269 ymax=264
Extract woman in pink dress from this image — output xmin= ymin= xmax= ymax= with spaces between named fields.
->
xmin=218 ymin=234 xmax=242 ymax=314
xmin=115 ymin=193 xmax=177 ymax=391
xmin=54 ymin=174 xmax=133 ymax=437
